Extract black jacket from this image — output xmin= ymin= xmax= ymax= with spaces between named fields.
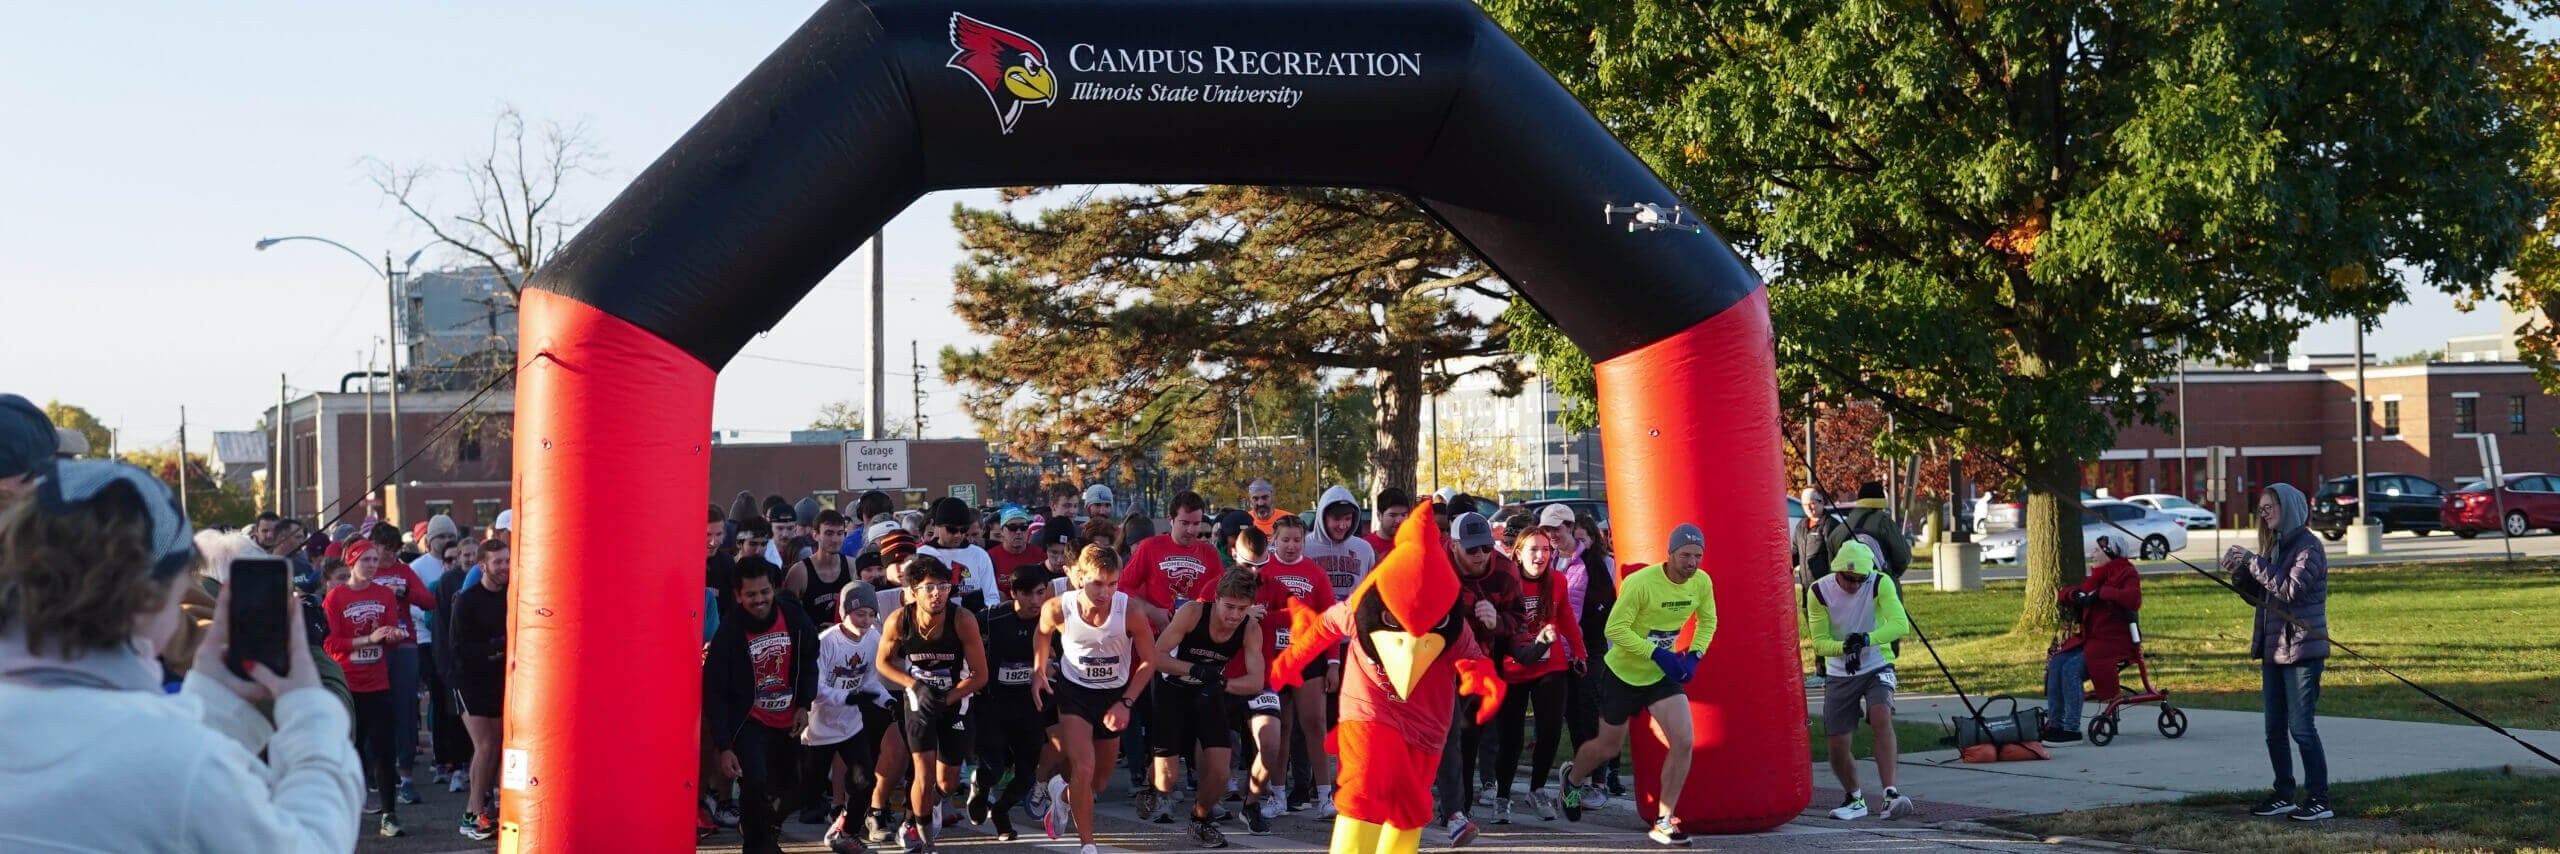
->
xmin=431 ymin=568 xmax=473 ymax=683
xmin=702 ymin=596 xmax=819 ymax=750
xmin=1821 ymin=501 xmax=1912 ymax=579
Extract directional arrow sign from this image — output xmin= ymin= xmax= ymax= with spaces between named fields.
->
xmin=843 ymin=440 xmax=911 ymax=491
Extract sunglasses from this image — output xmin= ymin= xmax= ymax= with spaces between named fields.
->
xmin=912 ymin=582 xmax=955 ymax=593
xmin=1003 ymin=523 xmax=1030 ymax=531
xmin=1464 ymin=545 xmax=1494 ymax=556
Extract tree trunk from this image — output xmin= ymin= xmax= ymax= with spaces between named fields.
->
xmin=2015 ymin=448 xmax=2087 ymax=636
xmin=1371 ymin=356 xmax=1423 ymax=499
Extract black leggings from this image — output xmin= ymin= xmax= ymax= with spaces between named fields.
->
xmin=353 ymin=689 xmax=400 ymax=816
xmin=1495 ymin=672 xmax=1566 ymax=797
xmin=800 ymin=703 xmax=892 ymax=812
xmin=972 ymin=702 xmax=1044 ymax=809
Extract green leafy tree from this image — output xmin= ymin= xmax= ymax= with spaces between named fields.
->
xmin=118 ymin=446 xmax=260 ymax=529
xmin=43 ymin=401 xmax=112 ymax=459
xmin=2482 ymin=11 xmax=2560 ymax=394
xmin=943 ymin=186 xmax=1520 ymax=498
xmin=809 ymin=400 xmax=913 ymax=438
xmin=1485 ymin=0 xmax=2533 ymax=633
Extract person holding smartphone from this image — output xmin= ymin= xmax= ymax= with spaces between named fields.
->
xmin=0 ymin=460 xmax=363 ymax=851
xmin=326 ymin=539 xmax=415 ymax=837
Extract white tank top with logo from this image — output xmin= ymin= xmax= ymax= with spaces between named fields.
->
xmin=1058 ymin=590 xmax=1132 ymax=690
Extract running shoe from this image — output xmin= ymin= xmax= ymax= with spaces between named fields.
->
xmin=1079 ymin=845 xmax=1100 ymax=854
xmin=1261 ymin=789 xmax=1286 ymax=819
xmin=1560 ymin=784 xmax=1583 ymax=822
xmin=1229 ymin=771 xmax=1246 ymax=802
xmin=1878 ymin=787 xmax=1914 ymax=820
xmin=1191 ymin=815 xmax=1231 ymax=848
xmin=899 ymin=820 xmax=925 ymax=853
xmin=448 ymin=773 xmax=466 ymax=794
xmin=2290 ymin=797 xmax=2335 ymax=822
xmin=1476 ymin=788 xmax=1493 ymax=807
xmin=1443 ymin=813 xmax=1479 ymax=848
xmin=1314 ymin=786 xmax=1337 ymax=819
xmin=1829 ymin=792 xmax=1868 ymax=821
xmin=865 ymin=808 xmax=893 ymax=844
xmin=1581 ymin=783 xmax=1611 ymax=811
xmin=825 ymin=811 xmax=866 ymax=854
xmin=378 ymin=813 xmax=405 ymax=838
xmin=1136 ymin=788 xmax=1172 ymax=823
xmin=1025 ymin=782 xmax=1050 ymax=820
xmin=397 ymin=779 xmax=423 ymax=805
xmin=1243 ymin=802 xmax=1272 ymax=835
xmin=717 ymin=801 xmax=742 ymax=828
xmin=459 ymin=811 xmax=494 ymax=841
xmin=2249 ymin=793 xmax=2296 ymax=817
xmin=1043 ymin=777 xmax=1070 ymax=840
xmin=1531 ymin=790 xmax=1558 ymax=821
xmin=1648 ymin=814 xmax=1690 ymax=846
xmin=1490 ymin=797 xmax=1511 ymax=825
xmin=992 ymin=807 xmax=1019 ymax=841
xmin=432 ymin=767 xmax=450 ymax=785
xmin=967 ymin=783 xmax=992 ymax=826
xmin=365 ymin=793 xmax=384 ymax=814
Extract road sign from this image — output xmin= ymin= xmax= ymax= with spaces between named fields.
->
xmin=843 ymin=440 xmax=911 ymax=490
xmin=948 ymin=483 xmax=979 ymax=505
xmin=2206 ymin=446 xmax=2231 ymax=503
xmin=2478 ymin=433 xmax=2506 ymax=484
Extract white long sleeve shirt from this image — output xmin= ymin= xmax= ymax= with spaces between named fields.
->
xmin=0 ymin=672 xmax=362 ymax=853
xmin=804 ymin=624 xmax=892 ymax=746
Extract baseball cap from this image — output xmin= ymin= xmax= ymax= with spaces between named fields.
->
xmin=999 ymin=507 xmax=1032 ymax=526
xmin=766 ymin=503 xmax=797 ymax=524
xmin=0 ymin=394 xmax=56 ymax=478
xmin=1450 ymin=512 xmax=1497 ymax=550
xmin=35 ymin=460 xmax=195 ymax=579
xmin=1083 ymin=484 xmax=1114 ymax=505
xmin=493 ymin=509 xmax=513 ymax=531
xmin=1537 ymin=504 xmax=1575 ymax=529
xmin=865 ymin=519 xmax=903 ymax=542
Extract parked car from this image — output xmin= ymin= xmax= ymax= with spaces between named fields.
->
xmin=2124 ymin=493 xmax=2217 ymax=530
xmin=2310 ymin=473 xmax=2448 ymax=541
xmin=2440 ymin=472 xmax=2560 ymax=539
xmin=1978 ymin=499 xmax=2190 ymax=563
xmin=1971 ymin=489 xmax=2097 ymax=536
xmin=1518 ymin=498 xmax=1609 ymax=533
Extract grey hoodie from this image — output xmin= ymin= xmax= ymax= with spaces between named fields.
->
xmin=1302 ymin=484 xmax=1376 ymax=600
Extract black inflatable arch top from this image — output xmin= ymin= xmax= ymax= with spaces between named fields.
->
xmin=507 ymin=1 xmax=1796 ymax=849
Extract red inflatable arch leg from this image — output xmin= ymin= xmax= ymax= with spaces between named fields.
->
xmin=502 ymin=289 xmax=717 ymax=851
xmin=1596 ymin=288 xmax=1805 ymax=833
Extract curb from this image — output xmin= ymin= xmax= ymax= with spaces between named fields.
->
xmin=1935 ymin=819 xmax=2204 ymax=853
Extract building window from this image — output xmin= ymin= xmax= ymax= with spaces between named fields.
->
xmin=2383 ymin=400 xmax=2400 ymax=438
xmin=472 ymin=498 xmax=502 ymax=527
xmin=2455 ymin=396 xmax=2478 ymax=434
xmin=2513 ymin=394 xmax=2529 ymax=435
xmin=458 ymin=424 xmax=482 ymax=462
xmin=425 ymin=499 xmax=453 ymax=520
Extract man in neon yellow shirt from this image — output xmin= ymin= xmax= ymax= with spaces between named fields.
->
xmin=1556 ymin=524 xmax=1716 ymax=847
xmin=1809 ymin=539 xmax=1912 ymax=821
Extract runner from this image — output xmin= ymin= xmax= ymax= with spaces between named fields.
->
xmin=1144 ymin=569 xmax=1268 ymax=847
xmin=1245 ymin=478 xmax=1292 ymax=535
xmin=1083 ymin=484 xmax=1116 ymax=524
xmin=1253 ymin=514 xmax=1336 ymax=820
xmin=360 ymin=526 xmax=437 ymax=806
xmin=1557 ymin=509 xmax=1624 ymax=807
xmin=987 ymin=508 xmax=1044 ymax=596
xmin=766 ymin=503 xmax=801 ymax=567
xmin=875 ymin=554 xmax=991 ymax=852
xmin=805 ymin=585 xmax=892 ymax=854
xmin=323 ymin=540 xmax=411 ymax=838
xmin=705 ymin=567 xmax=820 ymax=854
xmin=1557 ymin=524 xmax=1716 ymax=848
xmin=1810 ymin=540 xmax=1915 ymax=822
xmin=788 ymin=510 xmax=859 ymax=623
xmin=1303 ymin=485 xmax=1377 ymax=604
xmin=1435 ymin=512 xmax=1523 ymax=845
xmin=917 ymin=499 xmax=995 ymax=612
xmin=968 ymin=566 xmax=1057 ymax=841
xmin=1034 ymin=545 xmax=1159 ymax=854
xmin=1362 ymin=488 xmax=1411 ymax=560
xmin=448 ymin=539 xmax=510 ymax=841
xmin=1492 ymin=525 xmax=1583 ymax=822
xmin=1120 ymin=491 xmax=1220 ymax=629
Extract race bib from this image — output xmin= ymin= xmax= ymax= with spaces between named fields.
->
xmin=352 ymin=645 xmax=383 ymax=664
xmin=1273 ymin=627 xmax=1291 ymax=651
xmin=1646 ymin=629 xmax=1680 ymax=652
xmin=755 ymin=693 xmax=791 ymax=712
xmin=997 ymin=662 xmax=1035 ymax=686
xmin=1248 ymin=691 xmax=1282 ymax=713
xmin=832 ymin=675 xmax=862 ymax=692
xmin=917 ymin=671 xmax=956 ymax=691
xmin=1075 ymin=654 xmax=1121 ymax=684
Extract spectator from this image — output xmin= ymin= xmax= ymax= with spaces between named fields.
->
xmin=1304 ymin=486 xmax=1377 ymax=603
xmin=1823 ymin=482 xmax=1911 ymax=580
xmin=1246 ymin=478 xmax=1292 ymax=536
xmin=2221 ymin=483 xmax=2333 ymax=822
xmin=2043 ymin=536 xmax=2142 ymax=743
xmin=0 ymin=460 xmax=361 ymax=850
xmin=0 ymin=393 xmax=55 ymax=497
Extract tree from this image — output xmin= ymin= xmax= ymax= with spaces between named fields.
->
xmin=2484 ymin=12 xmax=2560 ymax=391
xmin=119 ymin=446 xmax=259 ymax=530
xmin=1484 ymin=0 xmax=2533 ymax=634
xmin=2383 ymin=349 xmax=2445 ymax=367
xmin=809 ymin=400 xmax=913 ymax=438
xmin=942 ymin=186 xmax=1521 ymax=496
xmin=42 ymin=401 xmax=111 ymax=459
xmin=1422 ymin=417 xmax=1532 ymax=499
xmin=367 ymin=107 xmax=603 ymax=303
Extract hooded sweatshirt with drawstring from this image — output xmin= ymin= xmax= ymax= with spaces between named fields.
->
xmin=2222 ymin=482 xmax=2329 ymax=664
xmin=1301 ymin=484 xmax=1377 ymax=602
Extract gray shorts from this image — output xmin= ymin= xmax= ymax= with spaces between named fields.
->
xmin=1821 ymin=666 xmax=1896 ymax=734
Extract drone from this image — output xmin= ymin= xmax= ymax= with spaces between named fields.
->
xmin=1603 ymin=201 xmax=1705 ymax=234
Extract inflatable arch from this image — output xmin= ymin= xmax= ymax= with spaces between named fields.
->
xmin=506 ymin=0 xmax=1794 ymax=847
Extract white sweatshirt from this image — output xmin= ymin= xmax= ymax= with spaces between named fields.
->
xmin=805 ymin=624 xmax=892 ymax=746
xmin=0 ymin=673 xmax=362 ymax=853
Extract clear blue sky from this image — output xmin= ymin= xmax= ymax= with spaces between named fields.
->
xmin=0 ymin=2 xmax=2521 ymax=456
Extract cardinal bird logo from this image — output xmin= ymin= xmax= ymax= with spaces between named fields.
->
xmin=947 ymin=13 xmax=1056 ymax=134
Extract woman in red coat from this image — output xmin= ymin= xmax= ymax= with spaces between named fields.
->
xmin=2041 ymin=536 xmax=2143 ymax=742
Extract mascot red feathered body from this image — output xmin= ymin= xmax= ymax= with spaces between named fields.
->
xmin=1269 ymin=502 xmax=1505 ymax=854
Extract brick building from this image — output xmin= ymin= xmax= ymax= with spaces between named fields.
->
xmin=2093 ymin=362 xmax=2559 ymax=511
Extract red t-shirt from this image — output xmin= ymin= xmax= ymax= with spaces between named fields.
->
xmin=1188 ymin=555 xmax=1338 ymax=678
xmin=989 ymin=544 xmax=1045 ymax=584
xmin=367 ymin=561 xmax=437 ymax=640
xmin=322 ymin=582 xmax=403 ymax=693
xmin=1361 ymin=532 xmax=1395 ymax=561
xmin=1119 ymin=534 xmax=1222 ymax=625
xmin=745 ymin=608 xmax=796 ymax=730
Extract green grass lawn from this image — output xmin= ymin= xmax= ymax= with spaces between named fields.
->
xmin=1805 ymin=714 xmax=1954 ymax=762
xmin=1989 ymin=767 xmax=2560 ymax=854
xmin=1855 ymin=559 xmax=2560 ymax=730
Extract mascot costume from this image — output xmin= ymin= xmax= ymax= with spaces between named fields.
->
xmin=1269 ymin=502 xmax=1506 ymax=854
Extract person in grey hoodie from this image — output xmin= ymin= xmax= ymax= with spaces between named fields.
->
xmin=2219 ymin=482 xmax=2332 ymax=822
xmin=1302 ymin=485 xmax=1378 ymax=602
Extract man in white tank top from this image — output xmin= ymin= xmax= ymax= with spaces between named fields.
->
xmin=1034 ymin=545 xmax=1159 ymax=854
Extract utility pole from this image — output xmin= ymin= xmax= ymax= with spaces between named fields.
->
xmin=365 ymin=343 xmax=378 ymax=512
xmin=2347 ymin=322 xmax=2377 ymax=554
xmin=868 ymin=234 xmax=886 ymax=441
xmin=276 ymin=375 xmax=290 ymax=517
xmin=2177 ymin=357 xmax=2190 ymax=500
xmin=177 ymin=406 xmax=189 ymax=516
xmin=383 ymin=252 xmax=404 ymax=527
xmin=1804 ymin=393 xmax=1819 ymax=491
xmin=911 ymin=339 xmax=925 ymax=438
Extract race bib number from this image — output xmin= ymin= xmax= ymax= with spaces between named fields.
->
xmin=1075 ymin=655 xmax=1121 ymax=684
xmin=831 ymin=675 xmax=862 ymax=692
xmin=1248 ymin=691 xmax=1282 ymax=713
xmin=352 ymin=645 xmax=383 ymax=664
xmin=1646 ymin=629 xmax=1680 ymax=652
xmin=997 ymin=663 xmax=1035 ymax=686
xmin=917 ymin=672 xmax=956 ymax=691
xmin=1273 ymin=627 xmax=1291 ymax=651
xmin=755 ymin=693 xmax=791 ymax=712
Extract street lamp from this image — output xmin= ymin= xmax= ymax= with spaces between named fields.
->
xmin=257 ymin=235 xmax=431 ymax=524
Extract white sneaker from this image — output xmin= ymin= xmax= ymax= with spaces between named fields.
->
xmin=1260 ymin=789 xmax=1286 ymax=820
xmin=1079 ymin=845 xmax=1100 ymax=854
xmin=1530 ymin=789 xmax=1558 ymax=821
xmin=1580 ymin=784 xmax=1610 ymax=811
xmin=1829 ymin=792 xmax=1868 ymax=821
xmin=1315 ymin=786 xmax=1337 ymax=819
xmin=1877 ymin=788 xmax=1914 ymax=820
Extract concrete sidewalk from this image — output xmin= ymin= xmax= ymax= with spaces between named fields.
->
xmin=1806 ymin=692 xmax=2560 ymax=817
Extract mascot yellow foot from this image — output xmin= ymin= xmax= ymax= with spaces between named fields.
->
xmin=1330 ymin=817 xmax=1422 ymax=854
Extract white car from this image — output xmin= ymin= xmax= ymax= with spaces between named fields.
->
xmin=2124 ymin=493 xmax=2217 ymax=530
xmin=1978 ymin=500 xmax=2191 ymax=563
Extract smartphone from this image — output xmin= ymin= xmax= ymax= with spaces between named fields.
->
xmin=225 ymin=555 xmax=293 ymax=680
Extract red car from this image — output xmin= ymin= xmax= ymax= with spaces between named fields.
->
xmin=2440 ymin=472 xmax=2560 ymax=538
